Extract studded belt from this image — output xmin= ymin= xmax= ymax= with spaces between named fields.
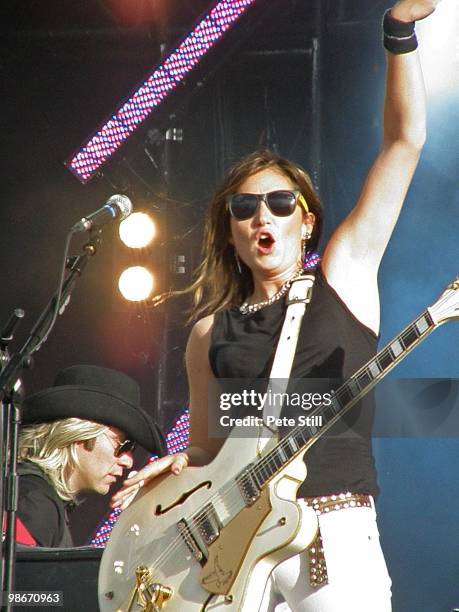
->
xmin=304 ymin=492 xmax=373 ymax=587
xmin=307 ymin=491 xmax=372 ymax=516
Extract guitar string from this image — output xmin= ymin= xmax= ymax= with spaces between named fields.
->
xmin=141 ymin=418 xmax=323 ymax=581
xmin=141 ymin=311 xmax=436 ymax=580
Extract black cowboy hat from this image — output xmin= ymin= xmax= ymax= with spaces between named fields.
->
xmin=21 ymin=365 xmax=165 ymax=456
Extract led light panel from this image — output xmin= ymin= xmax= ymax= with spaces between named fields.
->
xmin=66 ymin=0 xmax=258 ymax=183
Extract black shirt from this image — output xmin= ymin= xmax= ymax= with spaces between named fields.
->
xmin=209 ymin=268 xmax=379 ymax=497
xmin=17 ymin=462 xmax=74 ymax=547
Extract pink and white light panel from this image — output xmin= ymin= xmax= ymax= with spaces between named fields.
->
xmin=66 ymin=0 xmax=258 ymax=183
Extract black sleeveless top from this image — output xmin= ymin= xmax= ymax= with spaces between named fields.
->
xmin=209 ymin=269 xmax=379 ymax=497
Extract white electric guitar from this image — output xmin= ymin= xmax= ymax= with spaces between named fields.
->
xmin=99 ymin=278 xmax=459 ymax=612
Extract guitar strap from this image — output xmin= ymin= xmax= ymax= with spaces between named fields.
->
xmin=257 ymin=271 xmax=329 ymax=588
xmin=258 ymin=271 xmax=316 ymax=451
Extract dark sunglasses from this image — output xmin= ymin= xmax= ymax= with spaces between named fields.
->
xmin=226 ymin=190 xmax=309 ymax=221
xmin=114 ymin=439 xmax=136 ymax=457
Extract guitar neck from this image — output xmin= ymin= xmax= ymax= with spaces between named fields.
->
xmin=251 ymin=308 xmax=438 ymax=488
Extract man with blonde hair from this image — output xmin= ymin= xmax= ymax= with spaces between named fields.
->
xmin=17 ymin=365 xmax=164 ymax=547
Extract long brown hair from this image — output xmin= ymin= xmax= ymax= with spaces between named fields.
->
xmin=158 ymin=150 xmax=323 ymax=322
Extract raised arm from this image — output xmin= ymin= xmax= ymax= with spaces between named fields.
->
xmin=322 ymin=0 xmax=441 ymax=332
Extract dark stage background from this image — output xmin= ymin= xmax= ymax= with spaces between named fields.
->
xmin=1 ymin=1 xmax=458 ymax=610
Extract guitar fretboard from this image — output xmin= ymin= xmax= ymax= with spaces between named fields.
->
xmin=244 ymin=309 xmax=435 ymax=489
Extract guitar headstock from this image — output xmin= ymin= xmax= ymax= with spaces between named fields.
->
xmin=428 ymin=277 xmax=459 ymax=325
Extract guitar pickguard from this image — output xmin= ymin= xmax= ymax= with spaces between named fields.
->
xmin=201 ymin=486 xmax=272 ymax=595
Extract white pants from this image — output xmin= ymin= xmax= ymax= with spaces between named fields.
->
xmin=258 ymin=503 xmax=392 ymax=612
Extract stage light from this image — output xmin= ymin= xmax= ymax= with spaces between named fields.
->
xmin=119 ymin=211 xmax=156 ymax=248
xmin=66 ymin=0 xmax=259 ymax=183
xmin=118 ymin=266 xmax=154 ymax=301
xmin=417 ymin=1 xmax=459 ymax=96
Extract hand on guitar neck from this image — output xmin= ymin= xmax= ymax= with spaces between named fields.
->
xmin=110 ymin=447 xmax=210 ymax=511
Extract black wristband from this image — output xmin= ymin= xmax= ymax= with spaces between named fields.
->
xmin=383 ymin=9 xmax=418 ymax=55
xmin=383 ymin=9 xmax=415 ymax=37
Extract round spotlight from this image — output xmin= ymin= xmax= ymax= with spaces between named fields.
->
xmin=118 ymin=266 xmax=154 ymax=302
xmin=119 ymin=212 xmax=156 ymax=248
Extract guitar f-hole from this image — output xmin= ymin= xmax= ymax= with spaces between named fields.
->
xmin=155 ymin=481 xmax=212 ymax=515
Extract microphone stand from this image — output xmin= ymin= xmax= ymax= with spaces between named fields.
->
xmin=0 ymin=232 xmax=101 ymax=611
xmin=0 ymin=310 xmax=24 ymax=606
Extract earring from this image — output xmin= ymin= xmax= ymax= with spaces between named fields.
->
xmin=301 ymin=236 xmax=307 ymax=267
xmin=301 ymin=228 xmax=312 ymax=268
xmin=234 ymin=251 xmax=242 ymax=274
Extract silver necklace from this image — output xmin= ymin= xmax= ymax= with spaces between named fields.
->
xmin=239 ymin=270 xmax=303 ymax=315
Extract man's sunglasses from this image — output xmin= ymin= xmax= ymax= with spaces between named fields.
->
xmin=103 ymin=432 xmax=137 ymax=457
xmin=226 ymin=190 xmax=309 ymax=221
xmin=114 ymin=439 xmax=136 ymax=457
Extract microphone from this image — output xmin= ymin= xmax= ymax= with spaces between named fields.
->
xmin=71 ymin=195 xmax=133 ymax=233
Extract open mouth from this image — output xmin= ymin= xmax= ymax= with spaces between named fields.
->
xmin=257 ymin=231 xmax=275 ymax=254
